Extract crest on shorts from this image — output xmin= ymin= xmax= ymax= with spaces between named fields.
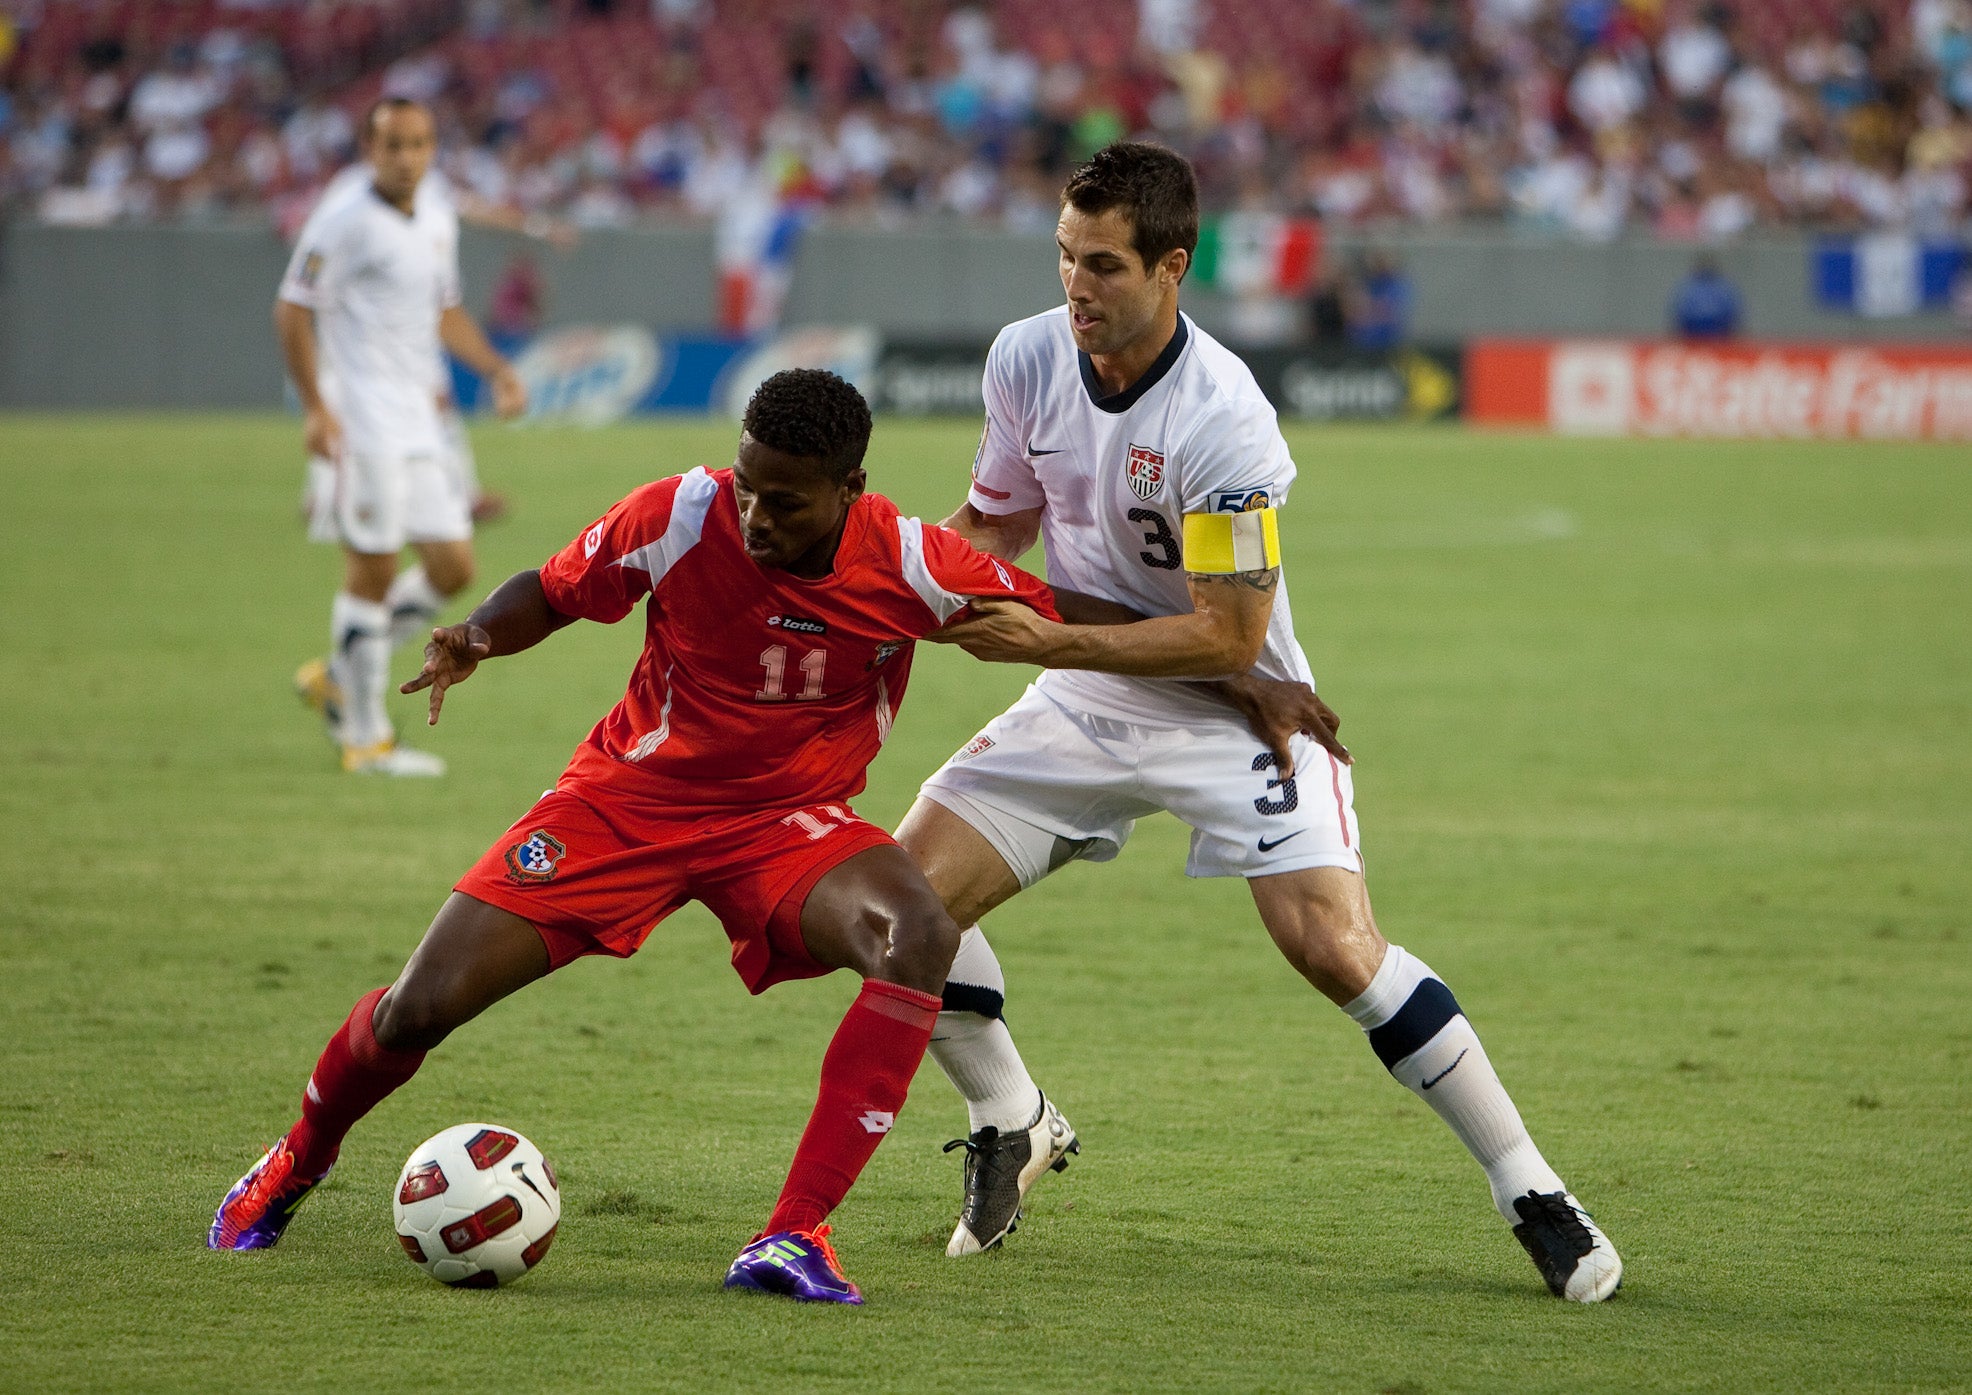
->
xmin=1126 ymin=444 xmax=1165 ymax=500
xmin=504 ymin=830 xmax=566 ymax=884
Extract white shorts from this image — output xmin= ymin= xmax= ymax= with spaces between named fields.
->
xmin=306 ymin=444 xmax=472 ymax=553
xmin=919 ymin=683 xmax=1363 ymax=886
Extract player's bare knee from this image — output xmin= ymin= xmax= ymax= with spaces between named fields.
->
xmin=372 ymin=982 xmax=457 ymax=1054
xmin=873 ymin=900 xmax=960 ymax=995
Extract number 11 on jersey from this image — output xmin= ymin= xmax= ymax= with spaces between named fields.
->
xmin=757 ymin=645 xmax=826 ymax=701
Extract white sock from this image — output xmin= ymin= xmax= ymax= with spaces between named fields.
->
xmin=384 ymin=565 xmax=446 ymax=651
xmin=1344 ymin=945 xmax=1566 ymax=1223
xmin=330 ymin=592 xmax=393 ymax=749
xmin=927 ymin=926 xmax=1043 ymax=1133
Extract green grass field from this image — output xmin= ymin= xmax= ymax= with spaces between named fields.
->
xmin=2 ymin=414 xmax=1968 ymax=1393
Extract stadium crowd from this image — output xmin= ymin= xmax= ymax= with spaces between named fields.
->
xmin=3 ymin=0 xmax=1970 ymax=239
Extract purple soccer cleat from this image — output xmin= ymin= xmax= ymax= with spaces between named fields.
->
xmin=208 ymin=1135 xmax=332 ymax=1251
xmin=723 ymin=1225 xmax=864 ymax=1304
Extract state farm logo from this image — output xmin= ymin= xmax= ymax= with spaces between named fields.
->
xmin=1550 ymin=345 xmax=1635 ymax=435
xmin=1125 ymin=444 xmax=1165 ymax=499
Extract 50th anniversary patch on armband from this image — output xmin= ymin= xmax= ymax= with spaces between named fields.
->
xmin=1182 ymin=506 xmax=1281 ymax=573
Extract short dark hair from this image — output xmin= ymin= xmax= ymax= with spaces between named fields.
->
xmin=1061 ymin=142 xmax=1200 ymax=279
xmin=361 ymin=96 xmax=429 ymax=142
xmin=741 ymin=369 xmax=873 ymax=482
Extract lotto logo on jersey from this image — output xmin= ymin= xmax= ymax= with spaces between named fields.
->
xmin=583 ymin=522 xmax=604 ymax=558
xmin=504 ymin=830 xmax=567 ymax=884
xmin=1213 ymin=489 xmax=1271 ymax=513
xmin=767 ymin=614 xmax=828 ymax=636
xmin=1126 ymin=444 xmax=1166 ymax=500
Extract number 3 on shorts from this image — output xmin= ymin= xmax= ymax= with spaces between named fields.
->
xmin=1251 ymin=753 xmax=1298 ymax=815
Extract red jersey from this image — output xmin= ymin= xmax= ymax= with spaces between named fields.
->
xmin=537 ymin=466 xmax=1057 ymax=810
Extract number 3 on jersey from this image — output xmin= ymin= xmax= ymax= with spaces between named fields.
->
xmin=757 ymin=645 xmax=826 ymax=701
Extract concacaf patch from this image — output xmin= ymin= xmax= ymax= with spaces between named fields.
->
xmin=298 ymin=251 xmax=325 ymax=289
xmin=504 ymin=830 xmax=566 ymax=884
xmin=1213 ymin=489 xmax=1271 ymax=513
xmin=1126 ymin=444 xmax=1165 ymax=500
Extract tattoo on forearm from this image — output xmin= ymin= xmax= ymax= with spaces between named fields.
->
xmin=1191 ymin=567 xmax=1279 ymax=594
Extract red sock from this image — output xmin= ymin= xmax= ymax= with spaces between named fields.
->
xmin=284 ymin=986 xmax=426 ymax=1176
xmin=765 ymin=979 xmax=942 ymax=1235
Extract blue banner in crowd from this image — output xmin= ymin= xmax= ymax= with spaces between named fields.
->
xmin=1813 ymin=235 xmax=1966 ymax=317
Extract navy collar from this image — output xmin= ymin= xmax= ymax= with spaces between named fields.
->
xmin=1078 ymin=315 xmax=1189 ymax=414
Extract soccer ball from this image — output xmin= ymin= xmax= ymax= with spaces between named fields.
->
xmin=391 ymin=1123 xmax=561 ymax=1288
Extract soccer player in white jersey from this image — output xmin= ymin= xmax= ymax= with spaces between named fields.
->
xmin=902 ymin=143 xmax=1623 ymax=1301
xmin=276 ymin=98 xmax=526 ymax=776
xmin=301 ymin=159 xmax=573 ymax=530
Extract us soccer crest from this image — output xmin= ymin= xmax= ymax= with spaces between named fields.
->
xmin=504 ymin=830 xmax=566 ymax=884
xmin=1126 ymin=444 xmax=1165 ymax=500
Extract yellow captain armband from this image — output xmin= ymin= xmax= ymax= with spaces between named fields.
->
xmin=1182 ymin=506 xmax=1281 ymax=574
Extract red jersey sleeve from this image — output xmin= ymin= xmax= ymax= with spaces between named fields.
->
xmin=539 ymin=477 xmax=682 ymax=624
xmin=917 ymin=522 xmax=1060 ymax=628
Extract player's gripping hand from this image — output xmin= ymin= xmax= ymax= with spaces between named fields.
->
xmin=1220 ymin=674 xmax=1349 ymax=776
xmin=925 ymin=597 xmax=1060 ymax=665
xmin=304 ymin=405 xmax=344 ymax=462
xmin=400 ymin=623 xmax=493 ymax=726
xmin=489 ymin=366 xmax=528 ymax=420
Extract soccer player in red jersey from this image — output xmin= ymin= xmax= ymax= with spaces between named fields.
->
xmin=209 ymin=369 xmax=1059 ymax=1303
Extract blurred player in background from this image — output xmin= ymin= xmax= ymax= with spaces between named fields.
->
xmin=908 ymin=142 xmax=1624 ymax=1302
xmin=300 ymin=139 xmax=576 ymax=529
xmin=277 ymin=97 xmax=527 ymax=776
xmin=208 ymin=371 xmax=1062 ymax=1303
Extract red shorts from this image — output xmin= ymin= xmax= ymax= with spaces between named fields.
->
xmin=455 ymin=784 xmax=897 ymax=994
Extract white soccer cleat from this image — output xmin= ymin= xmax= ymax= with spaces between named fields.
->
xmin=1511 ymin=1190 xmax=1622 ymax=1302
xmin=942 ymin=1092 xmax=1079 ymax=1256
xmin=341 ymin=741 xmax=447 ymax=778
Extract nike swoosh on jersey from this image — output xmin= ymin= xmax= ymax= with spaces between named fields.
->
xmin=1027 ymin=443 xmax=1064 ymax=455
xmin=1256 ymin=830 xmax=1306 ymax=852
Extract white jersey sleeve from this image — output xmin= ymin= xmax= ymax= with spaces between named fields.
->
xmin=436 ymin=201 xmax=463 ymax=311
xmin=1172 ymin=390 xmax=1294 ymax=519
xmin=278 ymin=198 xmax=351 ymax=310
xmin=966 ymin=330 xmax=1046 ymax=514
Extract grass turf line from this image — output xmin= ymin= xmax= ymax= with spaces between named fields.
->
xmin=0 ymin=415 xmax=1967 ymax=1393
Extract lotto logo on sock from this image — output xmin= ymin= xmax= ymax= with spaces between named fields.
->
xmin=857 ymin=1110 xmax=895 ymax=1135
xmin=504 ymin=830 xmax=567 ymax=885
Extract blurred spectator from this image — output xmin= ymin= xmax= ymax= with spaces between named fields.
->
xmin=1670 ymin=253 xmax=1744 ymax=338
xmin=488 ymin=252 xmax=545 ymax=339
xmin=1347 ymin=250 xmax=1412 ymax=350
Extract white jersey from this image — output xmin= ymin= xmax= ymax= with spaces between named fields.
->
xmin=967 ymin=306 xmax=1317 ymax=725
xmin=279 ymin=178 xmax=459 ymax=459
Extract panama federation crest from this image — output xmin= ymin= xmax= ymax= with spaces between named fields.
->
xmin=1126 ymin=444 xmax=1165 ymax=500
xmin=504 ymin=830 xmax=567 ymax=884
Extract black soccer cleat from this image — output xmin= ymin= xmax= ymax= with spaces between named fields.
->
xmin=1511 ymin=1189 xmax=1623 ymax=1302
xmin=942 ymin=1092 xmax=1079 ymax=1256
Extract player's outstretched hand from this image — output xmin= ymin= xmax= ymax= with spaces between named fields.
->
xmin=926 ymin=597 xmax=1059 ymax=664
xmin=489 ymin=366 xmax=529 ymax=420
xmin=400 ymin=623 xmax=492 ymax=726
xmin=1221 ymin=674 xmax=1349 ymax=776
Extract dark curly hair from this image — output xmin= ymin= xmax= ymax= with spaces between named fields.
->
xmin=741 ymin=369 xmax=874 ymax=482
xmin=1061 ymin=141 xmax=1200 ymax=281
